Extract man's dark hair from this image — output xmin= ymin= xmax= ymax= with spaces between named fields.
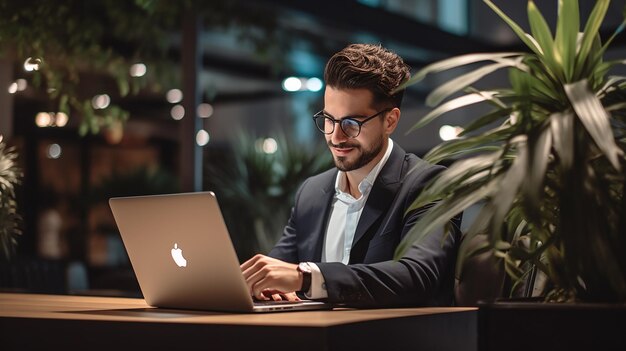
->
xmin=324 ymin=43 xmax=411 ymax=109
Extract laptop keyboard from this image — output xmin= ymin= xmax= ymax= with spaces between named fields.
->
xmin=253 ymin=299 xmax=306 ymax=306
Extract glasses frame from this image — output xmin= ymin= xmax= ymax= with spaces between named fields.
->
xmin=312 ymin=108 xmax=391 ymax=138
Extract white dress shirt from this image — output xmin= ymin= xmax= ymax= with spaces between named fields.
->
xmin=305 ymin=139 xmax=394 ymax=299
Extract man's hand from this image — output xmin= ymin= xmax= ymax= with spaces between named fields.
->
xmin=240 ymin=254 xmax=303 ymax=300
xmin=262 ymin=291 xmax=301 ymax=302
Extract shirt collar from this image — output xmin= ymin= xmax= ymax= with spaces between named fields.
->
xmin=335 ymin=138 xmax=395 ymax=200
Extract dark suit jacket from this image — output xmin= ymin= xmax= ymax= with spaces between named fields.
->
xmin=269 ymin=144 xmax=461 ymax=307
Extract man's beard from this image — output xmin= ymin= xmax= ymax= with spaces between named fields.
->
xmin=328 ymin=137 xmax=384 ymax=172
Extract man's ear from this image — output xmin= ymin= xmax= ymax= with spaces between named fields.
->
xmin=385 ymin=107 xmax=400 ymax=135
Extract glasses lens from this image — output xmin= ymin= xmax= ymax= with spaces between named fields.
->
xmin=314 ymin=115 xmax=333 ymax=134
xmin=341 ymin=119 xmax=360 ymax=138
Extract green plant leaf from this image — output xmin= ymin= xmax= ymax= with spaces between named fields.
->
xmin=554 ymin=0 xmax=579 ymax=81
xmin=575 ymin=0 xmax=609 ymax=79
xmin=598 ymin=76 xmax=626 ymax=98
xmin=458 ymin=107 xmax=514 ymax=136
xmin=483 ymin=0 xmax=543 ymax=56
xmin=395 ymin=175 xmax=502 ymax=259
xmin=606 ymin=102 xmax=626 ymax=112
xmin=526 ymin=126 xmax=553 ymax=216
xmin=509 ymin=65 xmax=531 ymax=95
xmin=407 ymin=91 xmax=499 ymax=133
xmin=424 ymin=125 xmax=512 ymax=164
xmin=465 ymin=86 xmax=511 ymax=109
xmin=459 ymin=204 xmax=501 ymax=275
xmin=527 ymin=1 xmax=554 ymax=53
xmin=511 ymin=215 xmax=529 ymax=243
xmin=503 ymin=251 xmax=524 ymax=281
xmin=455 ymin=233 xmax=492 ymax=280
xmin=412 ymin=152 xmax=502 ymax=209
xmin=78 ymin=123 xmax=88 ymax=136
xmin=489 ymin=136 xmax=528 ymax=242
xmin=426 ymin=58 xmax=524 ymax=107
xmin=564 ymin=79 xmax=621 ymax=170
xmin=587 ymin=7 xmax=625 ymax=77
xmin=0 ymin=143 xmax=22 ymax=260
xmin=433 ymin=146 xmax=505 ymax=164
xmin=522 ymin=56 xmax=561 ymax=100
xmin=58 ymin=94 xmax=69 ymax=114
xmin=395 ymin=52 xmax=522 ymax=91
xmin=593 ymin=60 xmax=620 ymax=87
xmin=599 ymin=20 xmax=626 ymax=56
xmin=588 ymin=33 xmax=606 ymax=90
xmin=550 ymin=111 xmax=575 ymax=170
xmin=117 ymin=75 xmax=130 ymax=97
xmin=527 ymin=1 xmax=560 ymax=79
xmin=508 ymin=245 xmax=534 ymax=261
xmin=494 ymin=240 xmax=512 ymax=251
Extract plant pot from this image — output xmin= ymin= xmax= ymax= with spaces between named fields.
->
xmin=477 ymin=299 xmax=626 ymax=351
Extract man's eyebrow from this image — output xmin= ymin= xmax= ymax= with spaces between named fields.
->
xmin=322 ymin=110 xmax=368 ymax=119
xmin=321 ymin=109 xmax=335 ymax=118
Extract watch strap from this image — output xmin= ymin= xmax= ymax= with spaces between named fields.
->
xmin=297 ymin=262 xmax=312 ymax=293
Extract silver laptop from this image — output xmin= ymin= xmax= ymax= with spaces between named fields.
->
xmin=109 ymin=192 xmax=331 ymax=313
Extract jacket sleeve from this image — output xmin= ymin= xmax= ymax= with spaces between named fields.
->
xmin=268 ymin=178 xmax=309 ymax=263
xmin=316 ymin=198 xmax=462 ymax=308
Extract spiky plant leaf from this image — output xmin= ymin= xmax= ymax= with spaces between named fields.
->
xmin=0 ymin=143 xmax=22 ymax=260
xmin=458 ymin=107 xmax=514 ymax=136
xmin=396 ymin=52 xmax=522 ymax=91
xmin=574 ymin=0 xmax=609 ymax=78
xmin=565 ymin=79 xmax=621 ymax=170
xmin=550 ymin=111 xmax=575 ymax=170
xmin=395 ymin=176 xmax=502 ymax=258
xmin=426 ymin=58 xmax=524 ymax=107
xmin=525 ymin=126 xmax=553 ymax=215
xmin=527 ymin=1 xmax=561 ymax=79
xmin=424 ymin=125 xmax=512 ymax=164
xmin=407 ymin=91 xmax=500 ymax=133
xmin=554 ymin=0 xmax=579 ymax=81
xmin=484 ymin=0 xmax=544 ymax=55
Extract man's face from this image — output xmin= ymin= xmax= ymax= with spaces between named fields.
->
xmin=322 ymin=87 xmax=392 ymax=172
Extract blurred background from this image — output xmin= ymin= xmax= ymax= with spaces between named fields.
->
xmin=1 ymin=0 xmax=626 ymax=297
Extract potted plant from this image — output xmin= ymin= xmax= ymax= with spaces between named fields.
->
xmin=395 ymin=0 xmax=626 ymax=304
xmin=204 ymin=132 xmax=332 ymax=260
xmin=0 ymin=141 xmax=21 ymax=260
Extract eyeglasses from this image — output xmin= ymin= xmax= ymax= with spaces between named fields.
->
xmin=312 ymin=108 xmax=391 ymax=138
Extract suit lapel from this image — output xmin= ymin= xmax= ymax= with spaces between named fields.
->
xmin=308 ymin=171 xmax=336 ymax=262
xmin=351 ymin=145 xmax=406 ymax=248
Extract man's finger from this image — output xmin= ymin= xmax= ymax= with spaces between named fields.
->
xmin=240 ymin=253 xmax=264 ymax=271
xmin=270 ymin=293 xmax=283 ymax=301
xmin=245 ymin=268 xmax=266 ymax=294
xmin=283 ymin=292 xmax=301 ymax=302
xmin=253 ymin=281 xmax=268 ymax=300
xmin=242 ymin=257 xmax=270 ymax=280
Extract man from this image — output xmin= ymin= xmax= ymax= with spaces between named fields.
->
xmin=241 ymin=44 xmax=461 ymax=307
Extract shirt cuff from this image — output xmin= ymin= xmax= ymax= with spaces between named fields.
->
xmin=303 ymin=262 xmax=328 ymax=299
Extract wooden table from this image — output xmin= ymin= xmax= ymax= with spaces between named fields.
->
xmin=0 ymin=293 xmax=477 ymax=351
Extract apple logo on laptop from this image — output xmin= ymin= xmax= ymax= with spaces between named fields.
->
xmin=171 ymin=243 xmax=187 ymax=267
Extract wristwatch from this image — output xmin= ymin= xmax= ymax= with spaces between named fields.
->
xmin=297 ymin=262 xmax=312 ymax=293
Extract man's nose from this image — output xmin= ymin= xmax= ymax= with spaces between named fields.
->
xmin=330 ymin=122 xmax=349 ymax=144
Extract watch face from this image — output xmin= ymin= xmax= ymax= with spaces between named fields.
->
xmin=299 ymin=262 xmax=312 ymax=273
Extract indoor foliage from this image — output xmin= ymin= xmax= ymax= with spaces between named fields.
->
xmin=205 ymin=133 xmax=332 ymax=259
xmin=0 ymin=142 xmax=21 ymax=260
xmin=396 ymin=0 xmax=626 ymax=302
xmin=0 ymin=0 xmax=285 ymax=136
